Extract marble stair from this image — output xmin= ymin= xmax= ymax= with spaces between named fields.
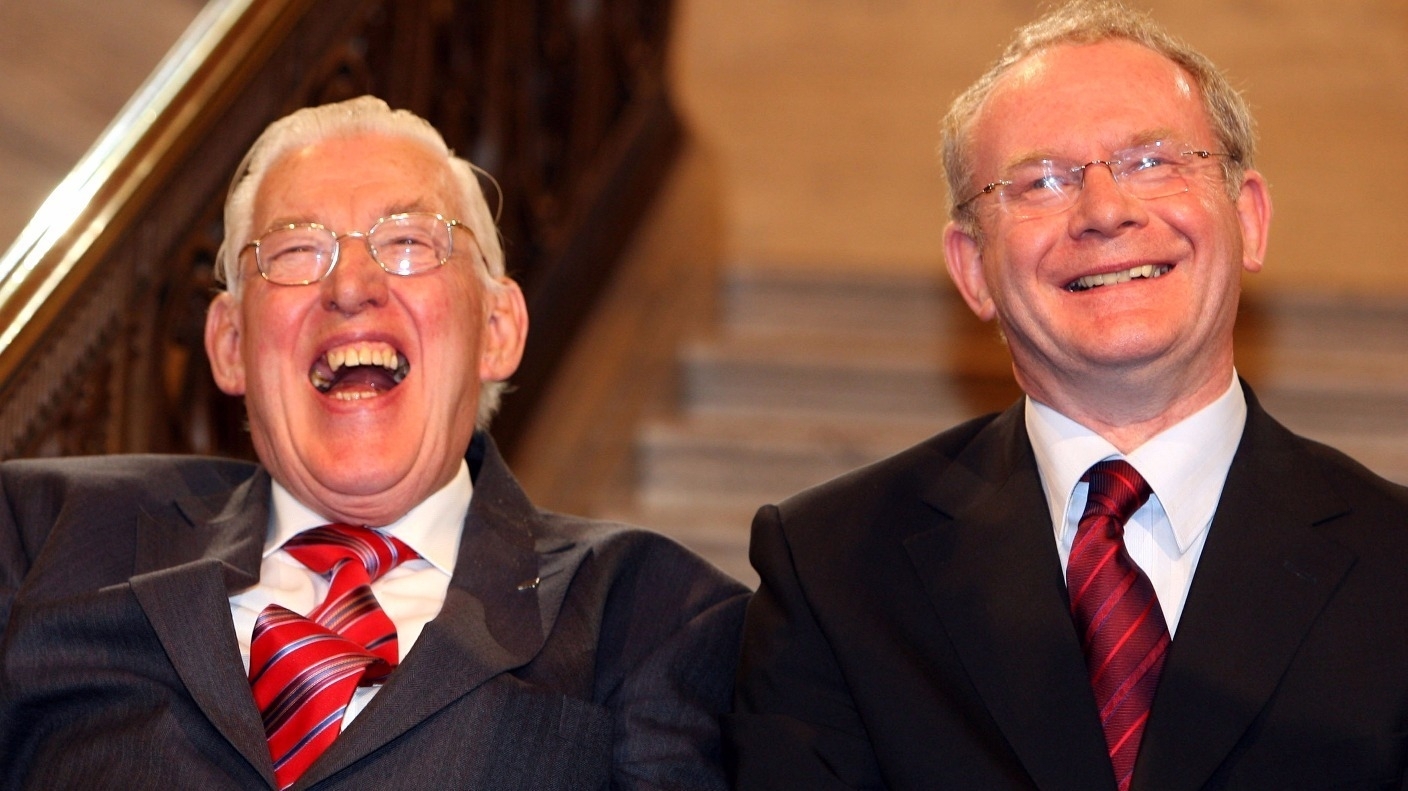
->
xmin=610 ymin=265 xmax=1408 ymax=587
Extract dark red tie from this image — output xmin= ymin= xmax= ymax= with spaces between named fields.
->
xmin=1067 ymin=460 xmax=1169 ymax=791
xmin=249 ymin=524 xmax=417 ymax=790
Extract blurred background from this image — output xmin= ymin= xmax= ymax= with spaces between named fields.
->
xmin=2 ymin=0 xmax=1405 ymax=585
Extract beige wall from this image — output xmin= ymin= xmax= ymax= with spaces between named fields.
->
xmin=671 ymin=0 xmax=1408 ymax=297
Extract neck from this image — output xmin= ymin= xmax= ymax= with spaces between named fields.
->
xmin=1016 ymin=360 xmax=1235 ymax=455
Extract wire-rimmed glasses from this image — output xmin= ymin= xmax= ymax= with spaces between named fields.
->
xmin=956 ymin=140 xmax=1234 ymax=220
xmin=243 ymin=212 xmax=469 ymax=286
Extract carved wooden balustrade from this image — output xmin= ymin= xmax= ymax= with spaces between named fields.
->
xmin=0 ymin=0 xmax=679 ymax=460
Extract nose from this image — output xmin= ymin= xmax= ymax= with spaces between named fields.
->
xmin=321 ymin=234 xmax=389 ymax=314
xmin=1067 ymin=161 xmax=1146 ymax=238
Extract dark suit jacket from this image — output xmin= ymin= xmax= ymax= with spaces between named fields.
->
xmin=728 ymin=388 xmax=1408 ymax=790
xmin=0 ymin=433 xmax=748 ymax=790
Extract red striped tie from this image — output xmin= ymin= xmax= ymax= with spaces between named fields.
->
xmin=1068 ymin=460 xmax=1169 ymax=791
xmin=249 ymin=524 xmax=417 ymax=790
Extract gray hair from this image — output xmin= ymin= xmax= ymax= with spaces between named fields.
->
xmin=213 ymin=96 xmax=512 ymax=427
xmin=940 ymin=0 xmax=1257 ymax=233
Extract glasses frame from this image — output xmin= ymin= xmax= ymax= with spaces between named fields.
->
xmin=242 ymin=212 xmax=468 ymax=286
xmin=955 ymin=145 xmax=1234 ymax=220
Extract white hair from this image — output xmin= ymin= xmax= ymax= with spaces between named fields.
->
xmin=941 ymin=0 xmax=1256 ymax=236
xmin=213 ymin=96 xmax=512 ymax=426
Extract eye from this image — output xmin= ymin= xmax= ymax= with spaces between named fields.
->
xmin=373 ymin=221 xmax=438 ymax=251
xmin=1007 ymin=162 xmax=1077 ymax=198
xmin=270 ymin=242 xmax=319 ymax=257
xmin=1028 ymin=174 xmax=1070 ymax=192
xmin=1013 ymin=173 xmax=1078 ymax=204
xmin=262 ymin=229 xmax=328 ymax=262
xmin=1127 ymin=153 xmax=1175 ymax=173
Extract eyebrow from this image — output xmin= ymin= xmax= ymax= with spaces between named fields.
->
xmin=381 ymin=201 xmax=436 ymax=217
xmin=257 ymin=202 xmax=439 ymax=234
xmin=1126 ymin=128 xmax=1181 ymax=148
xmin=997 ymin=128 xmax=1187 ymax=172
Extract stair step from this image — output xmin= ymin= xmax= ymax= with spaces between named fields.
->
xmin=719 ymin=265 xmax=957 ymax=336
xmin=619 ymin=418 xmax=1408 ymax=593
xmin=681 ymin=326 xmax=1408 ymax=425
xmin=616 ymin=266 xmax=1408 ymax=590
xmin=1290 ymin=428 xmax=1408 ymax=484
xmin=597 ymin=501 xmax=759 ymax=589
xmin=680 ymin=330 xmax=1019 ymax=416
xmin=638 ymin=398 xmax=1408 ymax=501
xmin=1240 ymin=295 xmax=1408 ymax=355
xmin=1242 ymin=347 xmax=1408 ymax=400
xmin=636 ymin=410 xmax=950 ymax=502
xmin=1255 ymin=387 xmax=1408 ymax=435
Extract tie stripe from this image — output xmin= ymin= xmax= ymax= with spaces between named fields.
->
xmin=1068 ymin=460 xmax=1169 ymax=791
xmin=317 ymin=585 xmax=392 ymax=640
xmin=249 ymin=524 xmax=416 ymax=790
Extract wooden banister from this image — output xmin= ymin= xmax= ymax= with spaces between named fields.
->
xmin=0 ymin=0 xmax=680 ymax=459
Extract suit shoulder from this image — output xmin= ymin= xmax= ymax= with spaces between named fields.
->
xmin=1 ymin=454 xmax=257 ymax=498
xmin=1291 ymin=434 xmax=1408 ymax=513
xmin=537 ymin=511 xmax=750 ymax=601
xmin=775 ymin=411 xmax=1003 ymax=519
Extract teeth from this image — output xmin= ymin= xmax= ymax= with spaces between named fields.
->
xmin=324 ymin=342 xmax=404 ymax=373
xmin=1068 ymin=264 xmax=1170 ymax=292
xmin=309 ymin=341 xmax=409 ymax=394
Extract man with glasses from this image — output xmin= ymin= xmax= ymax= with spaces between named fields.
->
xmin=729 ymin=2 xmax=1408 ymax=789
xmin=0 ymin=96 xmax=747 ymax=789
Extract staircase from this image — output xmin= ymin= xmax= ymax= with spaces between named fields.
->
xmin=609 ymin=264 xmax=1408 ymax=588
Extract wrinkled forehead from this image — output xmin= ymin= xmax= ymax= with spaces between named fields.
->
xmin=972 ymin=40 xmax=1211 ymax=172
xmin=252 ymin=133 xmax=460 ymax=230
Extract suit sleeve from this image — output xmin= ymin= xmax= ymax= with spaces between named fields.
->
xmin=726 ymin=504 xmax=886 ymax=790
xmin=603 ymin=542 xmax=751 ymax=791
xmin=0 ymin=465 xmax=34 ymax=632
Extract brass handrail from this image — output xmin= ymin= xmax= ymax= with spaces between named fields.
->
xmin=0 ymin=0 xmax=306 ymax=386
xmin=0 ymin=0 xmax=680 ymax=459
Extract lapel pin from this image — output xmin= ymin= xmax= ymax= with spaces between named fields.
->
xmin=517 ymin=576 xmax=541 ymax=591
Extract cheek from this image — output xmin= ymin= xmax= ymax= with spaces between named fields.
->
xmin=1181 ymin=188 xmax=1239 ymax=235
xmin=410 ymin=281 xmax=486 ymax=371
xmin=240 ymin=295 xmax=312 ymax=379
xmin=983 ymin=234 xmax=1045 ymax=293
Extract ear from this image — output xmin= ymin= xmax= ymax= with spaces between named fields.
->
xmin=205 ymin=292 xmax=247 ymax=395
xmin=1235 ymin=169 xmax=1273 ymax=274
xmin=479 ymin=278 xmax=528 ymax=383
xmin=943 ymin=220 xmax=998 ymax=321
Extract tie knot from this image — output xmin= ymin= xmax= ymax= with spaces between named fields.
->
xmin=1081 ymin=459 xmax=1153 ymax=530
xmin=283 ymin=523 xmax=416 ymax=581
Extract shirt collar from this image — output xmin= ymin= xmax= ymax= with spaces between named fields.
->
xmin=1026 ymin=372 xmax=1246 ymax=554
xmin=265 ymin=459 xmax=472 ymax=575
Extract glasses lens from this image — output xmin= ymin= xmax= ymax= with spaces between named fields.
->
xmin=997 ymin=161 xmax=1081 ymax=218
xmin=1112 ymin=142 xmax=1193 ymax=200
xmin=992 ymin=142 xmax=1199 ymax=219
xmin=257 ymin=225 xmax=336 ymax=285
xmin=370 ymin=214 xmax=451 ymax=275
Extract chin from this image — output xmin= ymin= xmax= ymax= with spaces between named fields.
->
xmin=291 ymin=443 xmax=411 ymax=496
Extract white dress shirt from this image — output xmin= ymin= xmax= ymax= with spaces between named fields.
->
xmin=229 ymin=460 xmax=470 ymax=727
xmin=1025 ymin=374 xmax=1246 ymax=636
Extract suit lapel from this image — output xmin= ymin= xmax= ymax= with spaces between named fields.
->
xmin=903 ymin=404 xmax=1117 ymax=791
xmin=129 ymin=468 xmax=277 ymax=786
xmin=304 ymin=433 xmax=567 ymax=786
xmin=1135 ymin=395 xmax=1355 ymax=790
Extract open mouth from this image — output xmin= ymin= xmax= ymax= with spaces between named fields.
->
xmin=309 ymin=341 xmax=409 ymax=400
xmin=1065 ymin=264 xmax=1172 ymax=293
